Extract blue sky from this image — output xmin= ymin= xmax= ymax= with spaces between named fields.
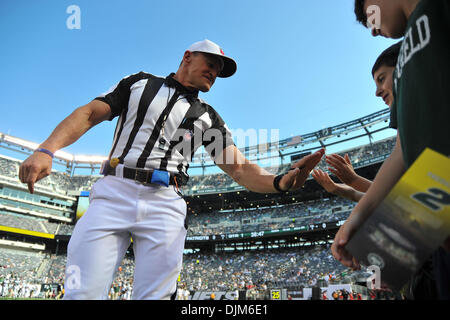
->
xmin=0 ymin=0 xmax=398 ymax=171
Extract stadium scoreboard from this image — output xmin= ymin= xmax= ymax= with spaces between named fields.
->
xmin=186 ymin=220 xmax=344 ymax=242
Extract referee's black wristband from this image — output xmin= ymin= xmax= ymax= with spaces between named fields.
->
xmin=273 ymin=174 xmax=286 ymax=193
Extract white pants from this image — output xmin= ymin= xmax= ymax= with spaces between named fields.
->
xmin=64 ymin=175 xmax=187 ymax=300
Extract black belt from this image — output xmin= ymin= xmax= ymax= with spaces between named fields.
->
xmin=104 ymin=165 xmax=186 ymax=186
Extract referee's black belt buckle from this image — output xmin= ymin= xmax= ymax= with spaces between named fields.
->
xmin=101 ymin=160 xmax=184 ymax=187
xmin=126 ymin=168 xmax=180 ymax=187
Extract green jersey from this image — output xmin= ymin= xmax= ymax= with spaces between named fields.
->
xmin=390 ymin=0 xmax=450 ymax=168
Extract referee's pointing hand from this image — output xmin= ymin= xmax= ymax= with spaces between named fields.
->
xmin=278 ymin=148 xmax=325 ymax=192
xmin=19 ymin=152 xmax=53 ymax=194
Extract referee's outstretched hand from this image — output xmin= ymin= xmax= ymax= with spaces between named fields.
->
xmin=19 ymin=152 xmax=53 ymax=194
xmin=279 ymin=148 xmax=325 ymax=191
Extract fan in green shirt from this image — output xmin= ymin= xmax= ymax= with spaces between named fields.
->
xmin=331 ymin=0 xmax=450 ymax=300
xmin=390 ymin=0 xmax=450 ymax=168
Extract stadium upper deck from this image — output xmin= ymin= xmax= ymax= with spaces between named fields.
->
xmin=0 ymin=135 xmax=395 ymax=196
xmin=0 ymin=109 xmax=395 ymax=240
xmin=0 ymin=107 xmax=393 ymax=190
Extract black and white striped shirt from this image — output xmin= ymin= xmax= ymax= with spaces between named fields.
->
xmin=94 ymin=72 xmax=234 ymax=178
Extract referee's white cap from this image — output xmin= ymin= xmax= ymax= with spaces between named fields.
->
xmin=187 ymin=39 xmax=237 ymax=78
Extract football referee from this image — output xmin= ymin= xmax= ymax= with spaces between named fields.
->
xmin=19 ymin=39 xmax=325 ymax=299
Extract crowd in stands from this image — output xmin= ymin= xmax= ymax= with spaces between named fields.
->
xmin=353 ymin=137 xmax=396 ymax=165
xmin=0 ymin=137 xmax=399 ymax=299
xmin=2 ymin=146 xmax=356 ymax=238
xmin=1 ymin=244 xmax=380 ymax=300
xmin=0 ymin=211 xmax=60 ymax=234
xmin=0 ymin=156 xmax=62 ymax=195
xmin=0 ymin=136 xmax=395 ymax=196
xmin=179 ymin=245 xmax=369 ymax=293
xmin=187 ymin=197 xmax=353 ymax=236
xmin=0 ymin=248 xmax=44 ymax=282
xmin=0 ymin=156 xmax=100 ymax=196
xmin=184 ymin=137 xmax=395 ymax=193
xmin=56 ymin=224 xmax=75 ymax=236
xmin=0 ymin=157 xmax=19 ymax=179
xmin=0 ymin=248 xmax=45 ymax=298
xmin=328 ymin=288 xmax=403 ymax=300
xmin=0 ymin=196 xmax=352 ymax=238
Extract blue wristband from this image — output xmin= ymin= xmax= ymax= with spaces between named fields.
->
xmin=35 ymin=148 xmax=54 ymax=159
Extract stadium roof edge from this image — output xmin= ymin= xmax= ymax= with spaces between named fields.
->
xmin=0 ymin=132 xmax=107 ymax=164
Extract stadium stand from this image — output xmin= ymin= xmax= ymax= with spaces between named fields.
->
xmin=0 ymin=130 xmax=401 ymax=299
xmin=186 ymin=197 xmax=353 ymax=236
xmin=0 ymin=211 xmax=59 ymax=234
xmin=0 ymin=247 xmax=46 ymax=285
xmin=183 ymin=137 xmax=395 ymax=194
xmin=1 ymin=245 xmax=375 ymax=300
xmin=179 ymin=245 xmax=371 ymax=292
